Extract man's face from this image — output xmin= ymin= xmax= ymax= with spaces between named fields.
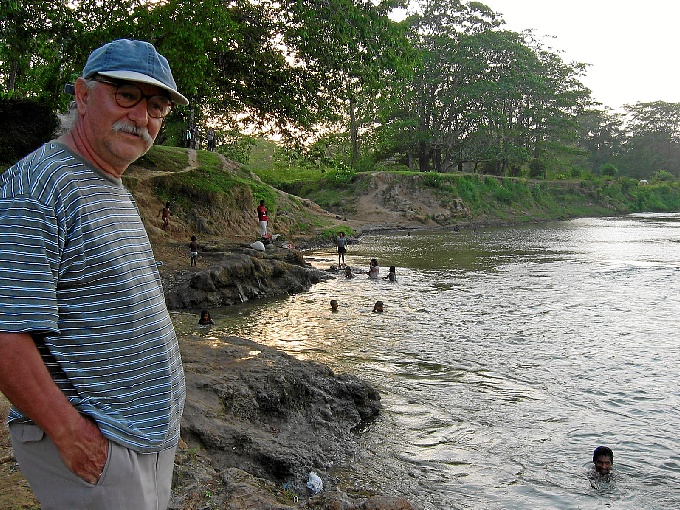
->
xmin=76 ymin=78 xmax=164 ymax=176
xmin=594 ymin=455 xmax=613 ymax=475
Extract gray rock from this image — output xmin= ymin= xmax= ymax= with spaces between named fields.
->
xmin=164 ymin=246 xmax=331 ymax=310
xmin=179 ymin=335 xmax=381 ymax=497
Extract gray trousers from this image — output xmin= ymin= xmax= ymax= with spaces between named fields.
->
xmin=10 ymin=423 xmax=176 ymax=510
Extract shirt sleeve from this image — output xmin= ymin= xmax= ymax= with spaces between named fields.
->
xmin=0 ymin=196 xmax=60 ymax=334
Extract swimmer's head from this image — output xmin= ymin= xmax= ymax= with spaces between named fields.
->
xmin=593 ymin=446 xmax=613 ymax=475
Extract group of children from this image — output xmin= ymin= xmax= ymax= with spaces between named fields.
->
xmin=330 ymin=257 xmax=397 ymax=314
xmin=341 ymin=257 xmax=396 ymax=282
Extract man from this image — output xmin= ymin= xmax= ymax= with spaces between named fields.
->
xmin=257 ymin=199 xmax=268 ymax=237
xmin=0 ymin=39 xmax=188 ymax=509
xmin=593 ymin=446 xmax=614 ymax=475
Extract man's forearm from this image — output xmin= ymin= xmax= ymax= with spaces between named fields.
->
xmin=0 ymin=332 xmax=83 ymax=443
xmin=0 ymin=332 xmax=108 ymax=483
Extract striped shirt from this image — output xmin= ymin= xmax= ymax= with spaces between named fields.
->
xmin=0 ymin=142 xmax=185 ymax=452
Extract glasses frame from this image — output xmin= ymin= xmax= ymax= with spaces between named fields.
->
xmin=91 ymin=76 xmax=173 ymax=118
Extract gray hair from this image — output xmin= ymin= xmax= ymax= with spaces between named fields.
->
xmin=55 ymin=79 xmax=98 ymax=135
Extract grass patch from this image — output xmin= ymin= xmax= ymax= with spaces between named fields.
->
xmin=136 ymin=145 xmax=188 ymax=172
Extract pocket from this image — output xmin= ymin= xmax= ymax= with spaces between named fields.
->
xmin=9 ymin=422 xmax=45 ymax=442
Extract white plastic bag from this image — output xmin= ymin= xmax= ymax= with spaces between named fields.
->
xmin=306 ymin=471 xmax=323 ymax=494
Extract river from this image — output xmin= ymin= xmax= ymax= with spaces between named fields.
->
xmin=171 ymin=213 xmax=680 ymax=509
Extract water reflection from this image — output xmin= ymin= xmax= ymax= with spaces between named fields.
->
xmin=172 ymin=214 xmax=680 ymax=509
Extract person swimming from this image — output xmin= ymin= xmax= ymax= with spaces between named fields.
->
xmin=368 ymin=258 xmax=379 ymax=279
xmin=198 ymin=310 xmax=215 ymax=325
xmin=589 ymin=446 xmax=615 ymax=489
xmin=372 ymin=300 xmax=384 ymax=313
xmin=330 ymin=299 xmax=339 ymax=312
xmin=593 ymin=446 xmax=613 ymax=475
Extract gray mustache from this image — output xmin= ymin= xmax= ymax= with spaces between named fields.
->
xmin=112 ymin=122 xmax=154 ymax=145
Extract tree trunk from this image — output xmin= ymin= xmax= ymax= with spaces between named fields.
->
xmin=418 ymin=140 xmax=430 ymax=172
xmin=349 ymin=95 xmax=359 ymax=165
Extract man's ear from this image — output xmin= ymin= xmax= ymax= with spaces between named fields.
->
xmin=73 ymin=77 xmax=91 ymax=114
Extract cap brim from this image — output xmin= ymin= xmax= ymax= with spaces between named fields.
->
xmin=98 ymin=70 xmax=189 ymax=106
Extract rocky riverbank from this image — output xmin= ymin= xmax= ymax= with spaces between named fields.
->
xmin=161 ymin=243 xmax=417 ymax=509
xmin=172 ymin=334 xmax=414 ymax=509
xmin=161 ymin=242 xmax=332 ymax=310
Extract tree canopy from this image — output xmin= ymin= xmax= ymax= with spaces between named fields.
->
xmin=2 ymin=0 xmax=679 ymax=179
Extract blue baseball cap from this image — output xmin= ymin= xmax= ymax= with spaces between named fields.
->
xmin=81 ymin=39 xmax=188 ymax=106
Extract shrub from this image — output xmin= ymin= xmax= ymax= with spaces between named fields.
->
xmin=651 ymin=170 xmax=675 ymax=182
xmin=529 ymin=158 xmax=546 ymax=178
xmin=0 ymin=98 xmax=59 ymax=167
xmin=599 ymin=163 xmax=618 ymax=177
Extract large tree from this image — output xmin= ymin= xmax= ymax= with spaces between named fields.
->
xmin=1 ymin=0 xmax=412 ymax=144
xmin=375 ymin=0 xmax=590 ymax=173
xmin=618 ymin=101 xmax=680 ymax=178
xmin=576 ymin=107 xmax=624 ymax=174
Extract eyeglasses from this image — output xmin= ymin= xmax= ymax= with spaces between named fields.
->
xmin=92 ymin=76 xmax=173 ymax=118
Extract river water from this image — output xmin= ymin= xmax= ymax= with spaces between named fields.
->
xmin=171 ymin=213 xmax=680 ymax=509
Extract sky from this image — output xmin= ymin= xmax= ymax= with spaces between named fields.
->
xmin=482 ymin=0 xmax=680 ymax=110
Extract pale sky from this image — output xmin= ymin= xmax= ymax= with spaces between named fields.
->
xmin=483 ymin=0 xmax=680 ymax=110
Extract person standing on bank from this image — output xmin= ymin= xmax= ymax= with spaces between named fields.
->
xmin=158 ymin=200 xmax=171 ymax=229
xmin=257 ymin=199 xmax=268 ymax=237
xmin=189 ymin=235 xmax=199 ymax=266
xmin=206 ymin=127 xmax=216 ymax=151
xmin=0 ymin=39 xmax=187 ymax=510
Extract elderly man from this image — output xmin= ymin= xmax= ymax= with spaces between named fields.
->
xmin=0 ymin=39 xmax=187 ymax=509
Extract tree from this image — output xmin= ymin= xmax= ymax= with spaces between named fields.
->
xmin=381 ymin=0 xmax=590 ymax=174
xmin=279 ymin=0 xmax=414 ymax=157
xmin=1 ymin=0 xmax=413 ymax=146
xmin=618 ymin=101 xmax=680 ymax=178
xmin=576 ymin=107 xmax=624 ymax=173
xmin=0 ymin=1 xmax=81 ymax=107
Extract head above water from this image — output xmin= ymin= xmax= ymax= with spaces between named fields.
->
xmin=593 ymin=446 xmax=613 ymax=474
xmin=373 ymin=300 xmax=384 ymax=313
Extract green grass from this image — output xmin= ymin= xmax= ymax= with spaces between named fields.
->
xmin=140 ymin=143 xmax=680 ymax=233
xmin=135 ymin=145 xmax=188 ymax=172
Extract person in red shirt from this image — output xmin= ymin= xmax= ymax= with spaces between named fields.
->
xmin=257 ymin=199 xmax=268 ymax=237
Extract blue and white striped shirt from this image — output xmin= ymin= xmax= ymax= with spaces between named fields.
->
xmin=0 ymin=142 xmax=185 ymax=452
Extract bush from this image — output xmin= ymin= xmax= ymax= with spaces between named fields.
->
xmin=529 ymin=158 xmax=546 ymax=178
xmin=651 ymin=170 xmax=675 ymax=182
xmin=599 ymin=163 xmax=618 ymax=178
xmin=0 ymin=98 xmax=59 ymax=167
xmin=217 ymin=131 xmax=257 ymax=164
